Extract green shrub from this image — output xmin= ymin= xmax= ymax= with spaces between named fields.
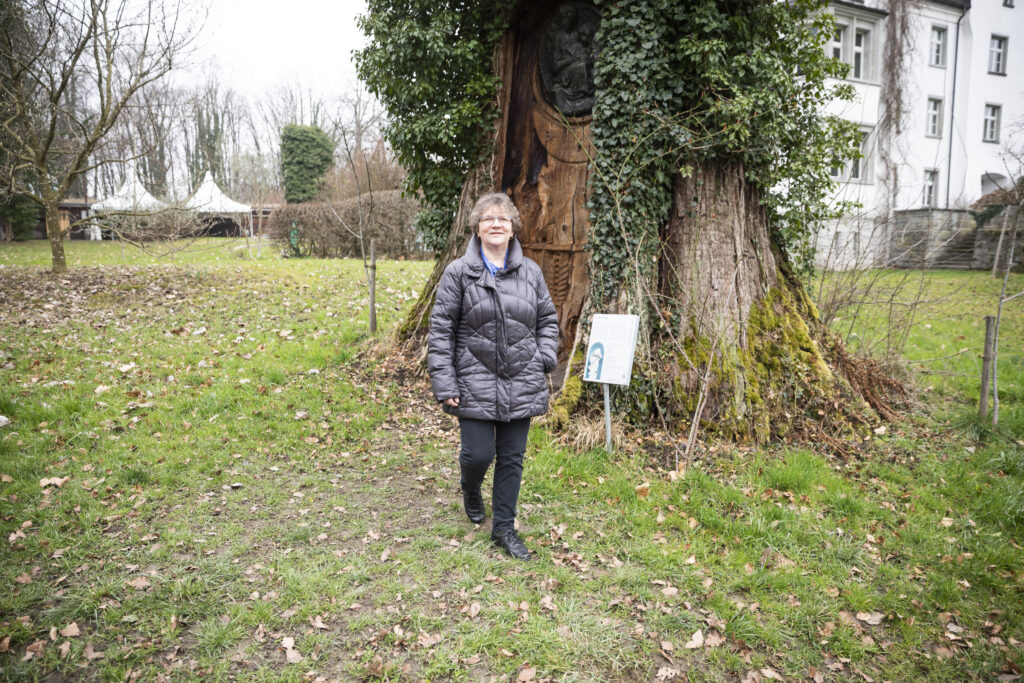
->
xmin=280 ymin=124 xmax=334 ymax=204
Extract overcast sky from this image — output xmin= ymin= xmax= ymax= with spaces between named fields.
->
xmin=194 ymin=0 xmax=369 ymax=99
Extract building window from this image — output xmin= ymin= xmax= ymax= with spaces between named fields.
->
xmin=926 ymin=98 xmax=943 ymax=138
xmin=983 ymin=104 xmax=1002 ymax=143
xmin=832 ymin=25 xmax=845 ymax=61
xmin=923 ymin=169 xmax=938 ymax=207
xmin=1004 ymin=0 xmax=1014 ymax=7
xmin=829 ymin=12 xmax=878 ymax=82
xmin=989 ymin=36 xmax=1007 ymax=74
xmin=930 ymin=26 xmax=947 ymax=67
xmin=853 ymin=28 xmax=870 ymax=79
xmin=831 ymin=127 xmax=874 ymax=184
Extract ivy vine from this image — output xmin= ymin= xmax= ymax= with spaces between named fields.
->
xmin=587 ymin=0 xmax=858 ymax=308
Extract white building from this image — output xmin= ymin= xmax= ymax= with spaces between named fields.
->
xmin=817 ymin=0 xmax=1024 ymax=270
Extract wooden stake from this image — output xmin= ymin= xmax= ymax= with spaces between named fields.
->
xmin=979 ymin=315 xmax=995 ymax=421
xmin=368 ymin=239 xmax=377 ymax=333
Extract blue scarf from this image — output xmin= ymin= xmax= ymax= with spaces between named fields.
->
xmin=480 ymin=242 xmax=507 ymax=277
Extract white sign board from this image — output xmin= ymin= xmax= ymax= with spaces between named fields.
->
xmin=582 ymin=314 xmax=640 ymax=386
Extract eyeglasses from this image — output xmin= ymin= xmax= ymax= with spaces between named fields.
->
xmin=480 ymin=216 xmax=512 ymax=225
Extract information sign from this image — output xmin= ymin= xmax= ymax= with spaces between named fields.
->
xmin=582 ymin=314 xmax=640 ymax=386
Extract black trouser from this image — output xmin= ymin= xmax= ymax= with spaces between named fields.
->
xmin=458 ymin=417 xmax=531 ymax=535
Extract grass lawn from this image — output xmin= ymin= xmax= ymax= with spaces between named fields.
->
xmin=1 ymin=239 xmax=1022 ymax=682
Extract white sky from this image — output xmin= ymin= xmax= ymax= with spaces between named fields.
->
xmin=194 ymin=0 xmax=369 ymax=99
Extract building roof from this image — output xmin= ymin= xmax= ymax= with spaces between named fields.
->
xmin=183 ymin=172 xmax=250 ymax=214
xmin=91 ymin=174 xmax=166 ymax=213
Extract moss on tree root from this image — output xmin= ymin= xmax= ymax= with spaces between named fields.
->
xmin=652 ymin=273 xmax=878 ymax=444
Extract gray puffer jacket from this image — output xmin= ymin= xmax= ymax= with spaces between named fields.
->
xmin=428 ymin=235 xmax=559 ymax=421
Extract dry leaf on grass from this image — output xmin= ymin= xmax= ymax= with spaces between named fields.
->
xmin=21 ymin=640 xmax=45 ymax=661
xmin=518 ymin=666 xmax=537 ymax=681
xmin=60 ymin=622 xmax=80 ymax=637
xmin=83 ymin=642 xmax=104 ymax=660
xmin=127 ymin=576 xmax=151 ymax=589
xmin=856 ymin=611 xmax=885 ymax=626
xmin=417 ymin=631 xmax=441 ymax=648
xmin=657 ymin=668 xmax=680 ymax=681
xmin=684 ymin=629 xmax=703 ymax=649
xmin=281 ymin=636 xmax=303 ymax=663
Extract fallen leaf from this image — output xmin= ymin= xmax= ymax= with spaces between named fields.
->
xmin=309 ymin=615 xmax=328 ymax=630
xmin=760 ymin=667 xmax=784 ymax=680
xmin=469 ymin=602 xmax=481 ymax=619
xmin=704 ymin=630 xmax=725 ymax=648
xmin=684 ymin=629 xmax=703 ymax=649
xmin=22 ymin=640 xmax=45 ymax=661
xmin=14 ymin=573 xmax=31 ymax=585
xmin=281 ymin=636 xmax=303 ymax=663
xmin=518 ymin=666 xmax=537 ymax=681
xmin=417 ymin=631 xmax=441 ymax=648
xmin=657 ymin=667 xmax=680 ymax=681
xmin=540 ymin=595 xmax=556 ymax=613
xmin=84 ymin=642 xmax=104 ymax=660
xmin=635 ymin=482 xmax=650 ymax=498
xmin=127 ymin=576 xmax=151 ymax=589
xmin=60 ymin=622 xmax=81 ymax=638
xmin=0 ymin=636 xmax=9 ymax=652
xmin=856 ymin=611 xmax=884 ymax=626
xmin=59 ymin=640 xmax=71 ymax=657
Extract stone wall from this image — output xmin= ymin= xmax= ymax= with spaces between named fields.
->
xmin=889 ymin=208 xmax=1023 ymax=271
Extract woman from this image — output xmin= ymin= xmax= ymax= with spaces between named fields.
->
xmin=428 ymin=192 xmax=559 ymax=561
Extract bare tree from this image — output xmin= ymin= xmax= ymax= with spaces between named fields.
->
xmin=0 ymin=0 xmax=201 ymax=273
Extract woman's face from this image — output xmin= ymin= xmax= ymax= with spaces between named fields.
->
xmin=476 ymin=204 xmax=514 ymax=251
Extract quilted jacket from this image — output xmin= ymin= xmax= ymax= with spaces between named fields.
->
xmin=428 ymin=235 xmax=559 ymax=421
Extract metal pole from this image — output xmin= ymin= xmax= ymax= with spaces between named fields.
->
xmin=368 ymin=239 xmax=377 ymax=333
xmin=603 ymin=383 xmax=612 ymax=453
xmin=979 ymin=315 xmax=995 ymax=421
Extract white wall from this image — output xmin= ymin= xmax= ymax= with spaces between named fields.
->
xmin=817 ymin=0 xmax=1024 ymax=271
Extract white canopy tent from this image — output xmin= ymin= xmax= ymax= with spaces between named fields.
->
xmin=184 ymin=171 xmax=253 ymax=236
xmin=89 ymin=172 xmax=168 ymax=240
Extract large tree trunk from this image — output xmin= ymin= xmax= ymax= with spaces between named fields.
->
xmin=652 ymin=162 xmax=873 ymax=442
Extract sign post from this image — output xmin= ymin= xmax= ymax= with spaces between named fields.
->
xmin=582 ymin=314 xmax=641 ymax=452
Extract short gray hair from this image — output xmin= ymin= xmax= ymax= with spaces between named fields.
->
xmin=468 ymin=192 xmax=522 ymax=234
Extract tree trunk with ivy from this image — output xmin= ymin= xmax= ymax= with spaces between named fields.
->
xmin=362 ymin=0 xmax=902 ymax=443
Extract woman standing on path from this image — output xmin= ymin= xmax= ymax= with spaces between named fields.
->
xmin=428 ymin=192 xmax=559 ymax=561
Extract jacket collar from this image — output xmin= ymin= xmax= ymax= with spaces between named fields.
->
xmin=464 ymin=234 xmax=524 ymax=273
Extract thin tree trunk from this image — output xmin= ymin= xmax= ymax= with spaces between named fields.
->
xmin=992 ymin=206 xmax=1011 ymax=277
xmin=992 ymin=207 xmax=1021 ymax=427
xmin=44 ymin=199 xmax=68 ymax=274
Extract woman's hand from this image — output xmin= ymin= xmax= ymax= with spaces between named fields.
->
xmin=443 ymin=397 xmax=460 ymax=407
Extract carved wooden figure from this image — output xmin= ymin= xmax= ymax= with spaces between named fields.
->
xmin=495 ymin=1 xmax=599 ymax=363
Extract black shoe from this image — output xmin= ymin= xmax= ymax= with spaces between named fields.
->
xmin=462 ymin=487 xmax=485 ymax=524
xmin=491 ymin=529 xmax=532 ymax=561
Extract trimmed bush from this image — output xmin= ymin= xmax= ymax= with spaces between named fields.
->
xmin=268 ymin=190 xmax=426 ymax=259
